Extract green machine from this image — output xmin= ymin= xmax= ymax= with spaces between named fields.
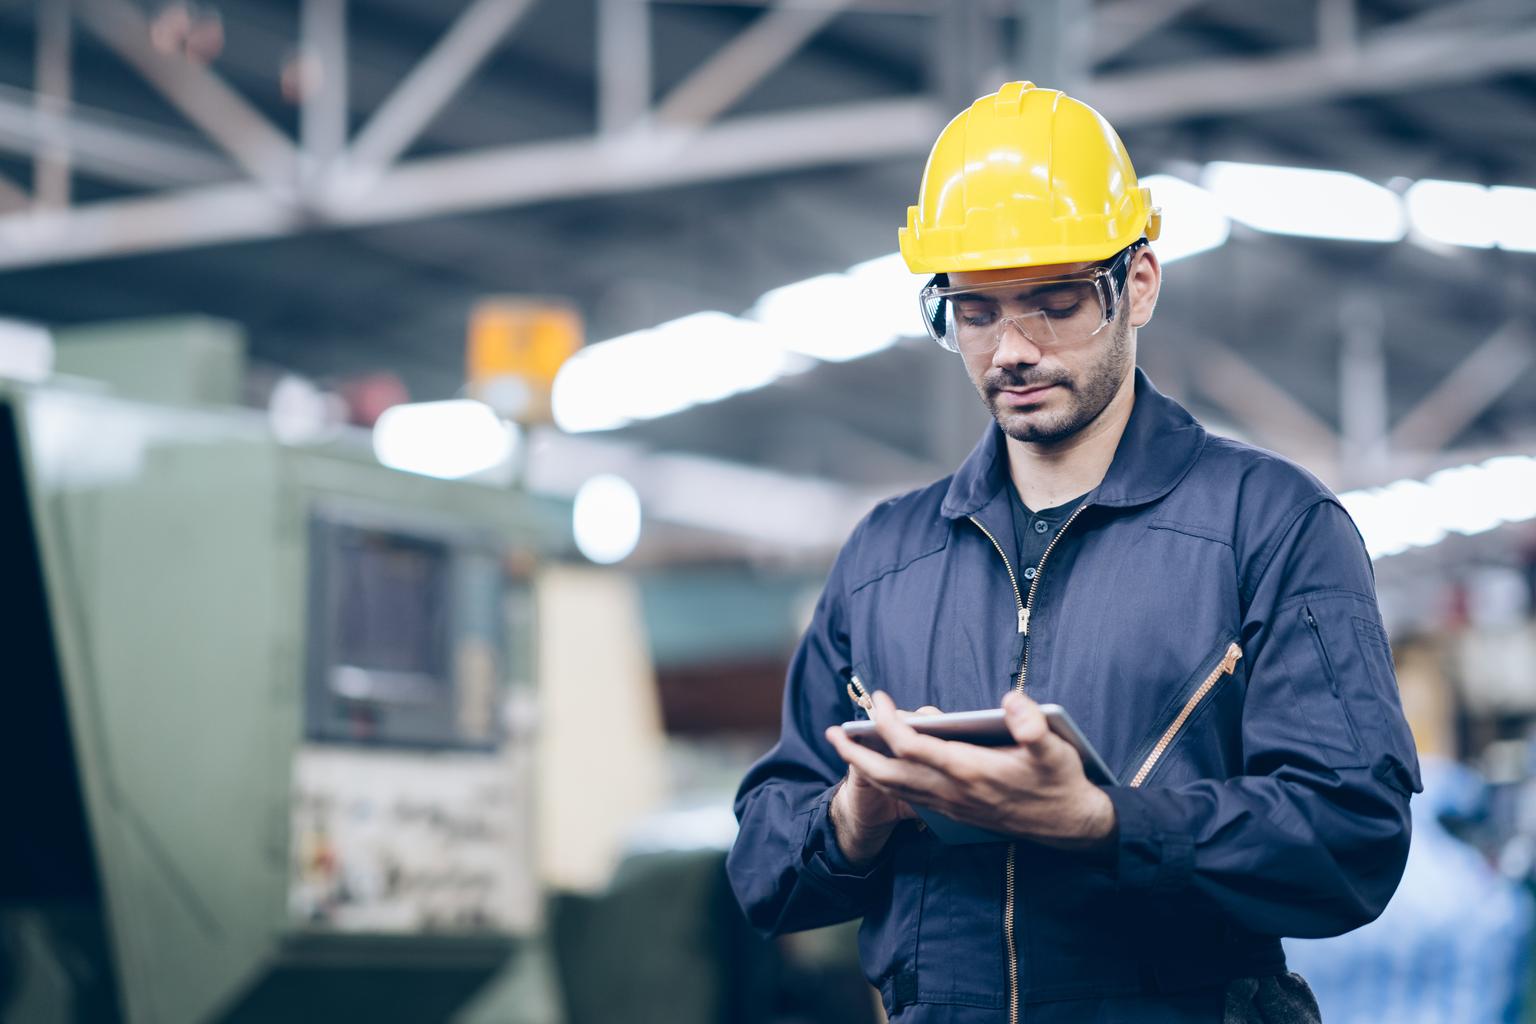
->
xmin=0 ymin=318 xmax=566 ymax=1023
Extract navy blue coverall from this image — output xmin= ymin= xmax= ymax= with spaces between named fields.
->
xmin=728 ymin=370 xmax=1420 ymax=1022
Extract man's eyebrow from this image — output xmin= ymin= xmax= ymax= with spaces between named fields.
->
xmin=1014 ymin=282 xmax=1084 ymax=300
xmin=948 ymin=281 xmax=1087 ymax=303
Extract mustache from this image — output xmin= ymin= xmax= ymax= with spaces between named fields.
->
xmin=983 ymin=369 xmax=1072 ymax=392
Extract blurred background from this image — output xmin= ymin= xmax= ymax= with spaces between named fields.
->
xmin=0 ymin=0 xmax=1533 ymax=1021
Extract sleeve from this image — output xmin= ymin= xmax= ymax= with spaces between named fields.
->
xmin=725 ymin=521 xmax=894 ymax=937
xmin=1102 ymin=498 xmax=1422 ymax=938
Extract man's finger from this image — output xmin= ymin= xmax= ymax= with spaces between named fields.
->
xmin=871 ymin=692 xmax=965 ymax=772
xmin=1000 ymin=693 xmax=1084 ymax=777
xmin=826 ymin=723 xmax=925 ymax=786
xmin=827 ymin=720 xmax=960 ymax=800
xmin=1002 ymin=691 xmax=1049 ymax=745
xmin=826 ymin=724 xmax=897 ymax=777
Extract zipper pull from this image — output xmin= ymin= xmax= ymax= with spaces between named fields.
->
xmin=1018 ymin=607 xmax=1030 ymax=635
xmin=847 ymin=672 xmax=875 ymax=714
xmin=1219 ymin=642 xmax=1243 ymax=675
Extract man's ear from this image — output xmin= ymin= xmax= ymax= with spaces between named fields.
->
xmin=1128 ymin=246 xmax=1161 ymax=329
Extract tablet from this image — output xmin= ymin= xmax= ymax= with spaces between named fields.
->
xmin=839 ymin=704 xmax=1118 ymax=845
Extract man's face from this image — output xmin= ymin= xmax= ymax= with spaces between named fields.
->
xmin=949 ymin=254 xmax=1148 ymax=445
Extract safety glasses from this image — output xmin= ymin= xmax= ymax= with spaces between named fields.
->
xmin=918 ymin=243 xmax=1142 ymax=355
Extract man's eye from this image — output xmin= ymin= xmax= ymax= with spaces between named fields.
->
xmin=955 ymin=306 xmax=996 ymax=326
xmin=1042 ymin=302 xmax=1082 ymax=319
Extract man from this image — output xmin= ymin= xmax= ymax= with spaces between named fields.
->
xmin=726 ymin=81 xmax=1420 ymax=1024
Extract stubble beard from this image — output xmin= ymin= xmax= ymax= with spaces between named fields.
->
xmin=981 ymin=311 xmax=1133 ymax=445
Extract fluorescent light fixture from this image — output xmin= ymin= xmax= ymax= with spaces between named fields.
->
xmin=1406 ymin=179 xmax=1498 ymax=249
xmin=846 ymin=252 xmax=929 ymax=345
xmin=1202 ymin=161 xmax=1407 ymax=242
xmin=753 ymin=273 xmax=884 ymax=362
xmin=372 ymin=399 xmax=516 ymax=479
xmin=1340 ymin=454 xmax=1536 ymax=559
xmin=1491 ymin=186 xmax=1536 ymax=252
xmin=1140 ymin=174 xmax=1229 ymax=263
xmin=749 ymin=253 xmax=929 ymax=362
xmin=573 ymin=473 xmax=642 ymax=564
xmin=552 ymin=312 xmax=800 ymax=433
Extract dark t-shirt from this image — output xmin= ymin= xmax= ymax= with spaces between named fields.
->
xmin=999 ymin=486 xmax=1088 ymax=701
xmin=995 ymin=485 xmax=1093 ymax=700
xmin=1008 ymin=486 xmax=1087 ymax=584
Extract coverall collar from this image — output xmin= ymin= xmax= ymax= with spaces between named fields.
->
xmin=939 ymin=367 xmax=1206 ymax=520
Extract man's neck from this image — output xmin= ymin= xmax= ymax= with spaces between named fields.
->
xmin=1006 ymin=371 xmax=1136 ymax=512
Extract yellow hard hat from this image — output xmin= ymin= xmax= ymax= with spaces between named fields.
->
xmin=899 ymin=81 xmax=1161 ymax=274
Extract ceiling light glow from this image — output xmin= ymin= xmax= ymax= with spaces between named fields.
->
xmin=1340 ymin=454 xmax=1536 ymax=560
xmin=573 ymin=473 xmax=642 ymax=564
xmin=373 ymin=399 xmax=516 ymax=479
xmin=1140 ymin=174 xmax=1230 ymax=263
xmin=1406 ymin=179 xmax=1498 ymax=249
xmin=1202 ymin=161 xmax=1407 ymax=242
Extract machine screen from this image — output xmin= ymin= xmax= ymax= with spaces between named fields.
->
xmin=306 ymin=513 xmax=504 ymax=749
xmin=332 ymin=530 xmax=450 ymax=680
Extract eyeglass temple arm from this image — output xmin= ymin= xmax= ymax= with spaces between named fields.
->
xmin=925 ymin=274 xmax=948 ymax=338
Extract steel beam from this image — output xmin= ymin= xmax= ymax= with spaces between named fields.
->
xmin=1092 ymin=0 xmax=1210 ymax=64
xmin=75 ymin=0 xmax=297 ymax=186
xmin=348 ymin=0 xmax=540 ymax=172
xmin=339 ymin=96 xmax=939 ymax=222
xmin=0 ymin=87 xmax=234 ymax=189
xmin=1317 ymin=0 xmax=1356 ymax=56
xmin=598 ymin=0 xmax=651 ymax=135
xmin=6 ymin=15 xmax=1536 ymax=268
xmin=1338 ymin=293 xmax=1389 ymax=482
xmin=1373 ymin=0 xmax=1527 ymax=41
xmin=0 ymin=96 xmax=940 ymax=269
xmin=0 ymin=184 xmax=298 ymax=269
xmin=301 ymin=0 xmax=349 ymax=179
xmin=0 ymin=172 xmax=29 ymax=213
xmin=35 ymin=0 xmax=72 ymax=208
xmin=653 ymin=0 xmax=854 ymax=127
xmin=1390 ymin=321 xmax=1535 ymax=453
xmin=1087 ymin=24 xmax=1536 ymax=125
xmin=1019 ymin=0 xmax=1089 ymax=93
xmin=650 ymin=0 xmax=929 ymax=8
xmin=1189 ymin=338 xmax=1340 ymax=473
xmin=933 ymin=0 xmax=990 ymax=110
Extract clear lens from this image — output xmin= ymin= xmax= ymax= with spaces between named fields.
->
xmin=920 ymin=273 xmax=1113 ymax=354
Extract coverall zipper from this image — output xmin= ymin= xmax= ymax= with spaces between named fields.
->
xmin=848 ymin=671 xmax=874 ymax=714
xmin=1128 ymin=642 xmax=1243 ymax=787
xmin=969 ymin=503 xmax=1089 ymax=1024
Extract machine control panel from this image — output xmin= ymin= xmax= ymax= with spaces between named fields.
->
xmin=288 ymin=743 xmax=538 ymax=935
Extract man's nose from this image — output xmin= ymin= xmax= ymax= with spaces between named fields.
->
xmin=991 ymin=317 xmax=1044 ymax=369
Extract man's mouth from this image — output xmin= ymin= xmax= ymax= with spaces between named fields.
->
xmin=996 ymin=382 xmax=1061 ymax=404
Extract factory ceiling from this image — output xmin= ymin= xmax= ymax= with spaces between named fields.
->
xmin=0 ymin=0 xmax=1532 ymax=536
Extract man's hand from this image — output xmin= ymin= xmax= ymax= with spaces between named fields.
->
xmin=826 ymin=704 xmax=940 ymax=867
xmin=825 ymin=691 xmax=1116 ymax=851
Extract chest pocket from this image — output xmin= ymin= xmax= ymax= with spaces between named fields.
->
xmin=1121 ymin=638 xmax=1245 ymax=788
xmin=846 ymin=538 xmax=998 ymax=715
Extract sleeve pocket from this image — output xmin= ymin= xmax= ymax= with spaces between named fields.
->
xmin=1351 ymin=616 xmax=1424 ymax=796
xmin=1265 ymin=598 xmax=1370 ymax=770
